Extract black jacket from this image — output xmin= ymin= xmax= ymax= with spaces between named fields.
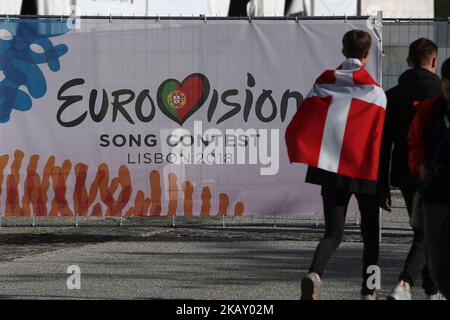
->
xmin=378 ymin=68 xmax=441 ymax=193
xmin=419 ymin=97 xmax=450 ymax=204
xmin=305 ymin=167 xmax=378 ymax=194
xmin=424 ymin=98 xmax=450 ymax=167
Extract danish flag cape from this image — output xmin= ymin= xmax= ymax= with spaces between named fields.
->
xmin=285 ymin=59 xmax=387 ymax=181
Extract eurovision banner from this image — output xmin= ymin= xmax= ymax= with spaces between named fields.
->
xmin=0 ymin=18 xmax=382 ymax=217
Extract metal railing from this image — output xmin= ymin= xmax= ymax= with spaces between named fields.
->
xmin=383 ymin=18 xmax=449 ymax=90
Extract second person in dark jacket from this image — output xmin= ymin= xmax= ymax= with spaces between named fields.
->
xmin=378 ymin=38 xmax=442 ymax=300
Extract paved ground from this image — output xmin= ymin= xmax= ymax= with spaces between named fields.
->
xmin=0 ymin=225 xmax=428 ymax=300
xmin=0 ymin=191 xmax=430 ymax=300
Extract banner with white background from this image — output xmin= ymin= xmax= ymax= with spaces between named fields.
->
xmin=0 ymin=18 xmax=381 ymax=217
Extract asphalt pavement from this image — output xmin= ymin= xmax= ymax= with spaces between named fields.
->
xmin=0 ymin=224 xmax=427 ymax=300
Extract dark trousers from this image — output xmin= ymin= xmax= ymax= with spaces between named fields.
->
xmin=423 ymin=201 xmax=450 ymax=298
xmin=399 ymin=183 xmax=437 ymax=295
xmin=309 ymin=186 xmax=380 ymax=295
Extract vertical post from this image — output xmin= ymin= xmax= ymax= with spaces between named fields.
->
xmin=32 ymin=214 xmax=35 ymax=228
xmin=379 ymin=208 xmax=382 ymax=244
xmin=0 ymin=213 xmax=2 ymax=228
xmin=222 ymin=215 xmax=225 ymax=228
xmin=376 ymin=11 xmax=383 ymax=86
xmin=355 ymin=212 xmax=360 ymax=226
xmin=119 ymin=216 xmax=123 ymax=227
xmin=315 ymin=212 xmax=319 ymax=227
xmin=172 ymin=214 xmax=175 ymax=228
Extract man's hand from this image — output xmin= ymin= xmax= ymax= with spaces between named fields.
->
xmin=419 ymin=163 xmax=434 ymax=183
xmin=419 ymin=164 xmax=427 ymax=181
xmin=378 ymin=191 xmax=392 ymax=212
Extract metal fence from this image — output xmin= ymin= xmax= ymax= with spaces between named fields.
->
xmin=0 ymin=16 xmax=440 ymax=234
xmin=383 ymin=18 xmax=450 ymax=90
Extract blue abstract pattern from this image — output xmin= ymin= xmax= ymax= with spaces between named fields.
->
xmin=0 ymin=19 xmax=70 ymax=123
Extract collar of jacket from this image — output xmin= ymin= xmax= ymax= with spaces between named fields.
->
xmin=341 ymin=58 xmax=362 ymax=70
xmin=399 ymin=67 xmax=440 ymax=85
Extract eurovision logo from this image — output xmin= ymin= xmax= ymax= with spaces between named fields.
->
xmin=157 ymin=73 xmax=210 ymax=126
xmin=55 ymin=72 xmax=303 ymax=128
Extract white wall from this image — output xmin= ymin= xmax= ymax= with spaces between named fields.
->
xmin=246 ymin=0 xmax=285 ymax=16
xmin=0 ymin=0 xmax=23 ymax=15
xmin=37 ymin=0 xmax=71 ymax=15
xmin=74 ymin=0 xmax=146 ymax=15
xmin=1 ymin=0 xmax=436 ymax=18
xmin=74 ymin=0 xmax=229 ymax=16
xmin=313 ymin=0 xmax=358 ymax=16
xmin=362 ymin=0 xmax=434 ymax=18
xmin=206 ymin=0 xmax=231 ymax=16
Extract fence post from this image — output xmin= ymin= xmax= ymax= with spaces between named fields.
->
xmin=379 ymin=208 xmax=382 ymax=244
xmin=172 ymin=215 xmax=175 ymax=228
xmin=376 ymin=11 xmax=383 ymax=86
xmin=75 ymin=214 xmax=78 ymax=228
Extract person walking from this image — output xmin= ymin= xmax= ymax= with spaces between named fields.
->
xmin=407 ymin=57 xmax=450 ymax=300
xmin=285 ymin=30 xmax=387 ymax=300
xmin=378 ymin=38 xmax=442 ymax=300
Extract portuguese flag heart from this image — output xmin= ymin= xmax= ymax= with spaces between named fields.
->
xmin=157 ymin=73 xmax=210 ymax=125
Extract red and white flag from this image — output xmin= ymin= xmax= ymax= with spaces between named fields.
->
xmin=285 ymin=59 xmax=387 ymax=181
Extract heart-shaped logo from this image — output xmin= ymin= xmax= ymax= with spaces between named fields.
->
xmin=157 ymin=73 xmax=210 ymax=125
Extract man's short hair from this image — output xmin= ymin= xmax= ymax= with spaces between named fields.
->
xmin=408 ymin=38 xmax=438 ymax=67
xmin=441 ymin=57 xmax=450 ymax=80
xmin=342 ymin=30 xmax=372 ymax=60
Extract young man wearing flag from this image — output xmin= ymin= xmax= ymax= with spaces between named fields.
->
xmin=407 ymin=58 xmax=450 ymax=300
xmin=285 ymin=30 xmax=387 ymax=300
xmin=379 ymin=38 xmax=442 ymax=300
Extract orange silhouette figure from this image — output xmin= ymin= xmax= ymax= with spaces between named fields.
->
xmin=167 ymin=173 xmax=178 ymax=216
xmin=200 ymin=187 xmax=212 ymax=216
xmin=0 ymin=154 xmax=9 ymax=212
xmin=217 ymin=193 xmax=229 ymax=216
xmin=183 ymin=181 xmax=194 ymax=217
xmin=149 ymin=170 xmax=162 ymax=216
